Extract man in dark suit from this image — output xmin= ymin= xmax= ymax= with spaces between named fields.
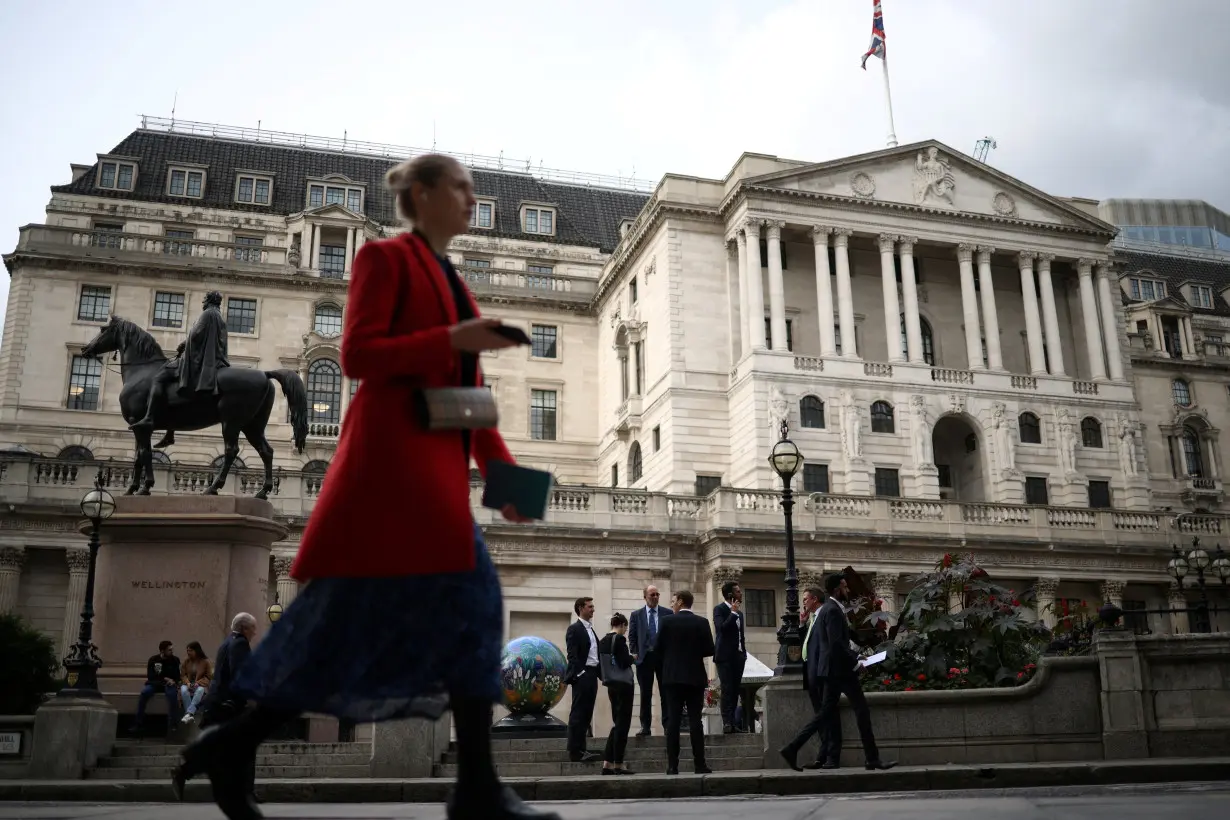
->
xmin=655 ymin=589 xmax=714 ymax=775
xmin=712 ymin=580 xmax=747 ymax=733
xmin=563 ymin=597 xmax=602 ymax=763
xmin=627 ymin=584 xmax=672 ymax=736
xmin=780 ymin=573 xmax=895 ymax=772
xmin=779 ymin=586 xmax=839 ymax=769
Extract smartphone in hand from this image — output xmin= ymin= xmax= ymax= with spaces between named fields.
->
xmin=491 ymin=324 xmax=532 ymax=346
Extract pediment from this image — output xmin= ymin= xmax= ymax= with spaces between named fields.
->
xmin=303 ymin=202 xmax=363 ymax=220
xmin=743 ymin=140 xmax=1115 ymax=235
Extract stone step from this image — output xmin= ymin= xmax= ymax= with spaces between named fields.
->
xmin=481 ymin=734 xmax=761 ymax=753
xmin=441 ymin=744 xmax=761 ymax=765
xmin=96 ymin=753 xmax=372 ymax=768
xmin=434 ymin=755 xmax=765 ymax=779
xmin=107 ymin=741 xmax=365 ymax=757
xmin=87 ymin=764 xmax=373 ymax=780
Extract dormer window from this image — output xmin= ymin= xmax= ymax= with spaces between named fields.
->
xmin=522 ymin=205 xmax=555 ymax=235
xmin=1190 ymin=285 xmax=1214 ymax=309
xmin=619 ymin=219 xmax=634 ymax=238
xmin=470 ymin=200 xmax=495 ymax=229
xmin=307 ymin=182 xmax=364 ymax=213
xmin=167 ymin=165 xmax=206 ymax=199
xmin=1128 ymin=277 xmax=1166 ymax=301
xmin=235 ymin=173 xmax=273 ymax=206
xmin=97 ymin=158 xmax=137 ymax=191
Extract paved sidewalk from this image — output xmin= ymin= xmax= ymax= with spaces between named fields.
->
xmin=1 ymin=782 xmax=1229 ymax=818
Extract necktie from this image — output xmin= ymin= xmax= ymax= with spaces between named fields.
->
xmin=648 ymin=608 xmax=657 ymax=642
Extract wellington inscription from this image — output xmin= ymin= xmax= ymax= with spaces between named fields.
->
xmin=131 ymin=580 xmax=208 ymax=590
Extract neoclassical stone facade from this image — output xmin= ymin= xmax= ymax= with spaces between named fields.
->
xmin=1 ymin=119 xmax=1225 ymax=732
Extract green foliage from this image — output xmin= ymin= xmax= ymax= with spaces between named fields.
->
xmin=0 ymin=613 xmax=61 ymax=714
xmin=861 ymin=553 xmax=1051 ymax=692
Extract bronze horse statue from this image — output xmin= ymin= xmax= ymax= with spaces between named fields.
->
xmin=80 ymin=316 xmax=308 ymax=499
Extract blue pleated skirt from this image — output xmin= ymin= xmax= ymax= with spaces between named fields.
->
xmin=232 ymin=523 xmax=503 ymax=722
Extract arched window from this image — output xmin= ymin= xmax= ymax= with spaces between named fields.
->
xmin=303 ymin=460 xmax=329 ymax=474
xmin=151 ymin=451 xmax=171 ymax=466
xmin=1172 ymin=379 xmax=1191 ymax=407
xmin=1019 ymin=412 xmax=1042 ymax=444
xmin=1182 ymin=427 xmax=1204 ymax=477
xmin=799 ymin=395 xmax=825 ymax=429
xmin=307 ymin=359 xmax=342 ymax=424
xmin=900 ymin=315 xmax=936 ymax=366
xmin=56 ymin=445 xmax=94 ymax=461
xmin=211 ymin=454 xmax=247 ymax=469
xmin=628 ymin=442 xmax=643 ymax=483
xmin=313 ymin=303 xmax=343 ymax=336
xmin=871 ymin=401 xmax=895 ymax=434
xmin=1081 ymin=417 xmax=1103 ymax=448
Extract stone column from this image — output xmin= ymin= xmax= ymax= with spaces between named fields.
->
xmin=273 ymin=554 xmax=300 ymax=609
xmin=976 ymin=247 xmax=1003 ymax=370
xmin=957 ymin=243 xmax=983 ymax=370
xmin=798 ymin=568 xmax=825 ymax=594
xmin=309 ymin=223 xmax=322 ymax=271
xmin=872 ymin=572 xmax=899 ymax=621
xmin=734 ymin=233 xmax=748 ymax=357
xmin=1095 ymin=262 xmax=1125 ymax=380
xmin=744 ymin=220 xmax=766 ymax=350
xmin=1177 ymin=317 xmax=1194 ymax=358
xmin=812 ymin=227 xmax=836 ymax=357
xmin=1036 ymin=254 xmax=1066 ymax=376
xmin=765 ymin=221 xmax=788 ymax=352
xmin=1100 ymin=579 xmax=1126 ymax=609
xmin=1207 ymin=432 xmax=1223 ymax=479
xmin=1077 ymin=258 xmax=1107 ymax=380
xmin=343 ymin=227 xmax=355 ymax=275
xmin=833 ymin=229 xmax=857 ymax=358
xmin=0 ymin=547 xmax=25 ymax=615
xmin=354 ymin=229 xmax=366 ymax=254
xmin=60 ymin=549 xmax=91 ymax=660
xmin=1183 ymin=318 xmax=1197 ymax=359
xmin=1036 ymin=576 xmax=1060 ymax=627
xmin=1019 ymin=252 xmax=1047 ymax=375
xmin=1167 ymin=582 xmax=1189 ymax=634
xmin=879 ymin=234 xmax=904 ymax=362
xmin=898 ymin=237 xmax=923 ymax=364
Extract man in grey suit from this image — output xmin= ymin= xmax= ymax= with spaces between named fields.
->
xmin=780 ymin=573 xmax=895 ymax=772
xmin=627 ymin=584 xmax=672 ymax=736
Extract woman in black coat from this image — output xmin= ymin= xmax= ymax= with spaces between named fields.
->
xmin=598 ymin=612 xmax=635 ymax=774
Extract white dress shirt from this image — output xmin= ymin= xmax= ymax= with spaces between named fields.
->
xmin=722 ymin=601 xmax=744 ymax=653
xmin=583 ymin=619 xmax=599 ymax=667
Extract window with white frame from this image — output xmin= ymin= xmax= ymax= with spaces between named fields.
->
xmin=152 ymin=291 xmax=185 ymax=328
xmin=97 ymin=159 xmax=136 ymax=191
xmin=67 ymin=355 xmax=103 ymax=410
xmin=226 ymin=297 xmax=258 ymax=335
xmin=527 ymin=264 xmax=553 ymax=289
xmin=530 ymin=324 xmax=558 ymax=359
xmin=1128 ymin=277 xmax=1167 ymax=301
xmin=522 ymin=206 xmax=555 ymax=235
xmin=314 ymin=303 xmax=343 ymax=336
xmin=235 ymin=174 xmax=272 ymax=205
xmin=1191 ymin=285 xmax=1214 ymax=309
xmin=167 ymin=167 xmax=205 ymax=198
xmin=470 ymin=201 xmax=494 ymax=229
xmin=77 ymin=285 xmax=111 ymax=322
xmin=308 ymin=182 xmax=364 ymax=213
xmin=530 ymin=389 xmax=558 ymax=440
xmin=233 ymin=235 xmax=264 ymax=263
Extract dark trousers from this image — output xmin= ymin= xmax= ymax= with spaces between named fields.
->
xmin=635 ymin=657 xmax=666 ymax=731
xmin=664 ymin=684 xmax=706 ymax=769
xmin=134 ymin=683 xmax=179 ymax=727
xmin=603 ymin=683 xmax=634 ymax=764
xmin=716 ymin=656 xmax=745 ymax=728
xmin=785 ymin=678 xmax=839 ymax=763
xmin=199 ymin=701 xmax=255 ymax=796
xmin=567 ymin=669 xmax=599 ymax=756
xmin=815 ymin=673 xmax=879 ymax=763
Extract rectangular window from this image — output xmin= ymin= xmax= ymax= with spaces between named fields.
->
xmin=523 ymin=207 xmax=555 ymax=235
xmin=470 ymin=202 xmax=494 ymax=229
xmin=937 ymin=464 xmax=953 ymax=488
xmin=1129 ymin=277 xmax=1166 ymax=301
xmin=466 ymin=258 xmax=492 ymax=268
xmin=1088 ymin=480 xmax=1112 ymax=509
xmin=1192 ymin=285 xmax=1214 ymax=309
xmin=67 ymin=355 xmax=103 ymax=410
xmin=319 ymin=245 xmax=346 ymax=279
xmin=743 ymin=589 xmax=776 ymax=628
xmin=611 ymin=464 xmax=619 ymax=488
xmin=1025 ymin=476 xmax=1049 ymax=505
xmin=98 ymin=161 xmax=136 ymax=191
xmin=530 ymin=324 xmax=558 ymax=359
xmin=235 ymin=175 xmax=272 ymax=205
xmin=630 ymin=276 xmax=638 ymax=304
xmin=874 ymin=468 xmax=900 ymax=498
xmin=1122 ymin=600 xmax=1150 ymax=635
xmin=347 ymin=189 xmax=362 ymax=213
xmin=163 ymin=229 xmax=194 ymax=256
xmin=89 ymin=222 xmax=124 ymax=249
xmin=652 ymin=425 xmax=661 ymax=452
xmin=309 ymin=185 xmax=324 ymax=207
xmin=226 ymin=297 xmax=258 ymax=335
xmin=765 ymin=317 xmax=794 ymax=351
xmin=325 ymin=187 xmax=345 ymax=205
xmin=168 ymin=169 xmax=204 ymax=198
xmin=694 ymin=475 xmax=721 ymax=497
xmin=526 ymin=264 xmax=553 ymax=289
xmin=77 ymin=285 xmax=111 ymax=322
xmin=803 ymin=463 xmax=829 ymax=494
xmin=530 ymin=389 xmax=558 ymax=440
xmin=234 ymin=235 xmax=264 ymax=264
xmin=152 ymin=291 xmax=185 ymax=328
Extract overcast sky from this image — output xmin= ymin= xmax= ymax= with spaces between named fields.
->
xmin=2 ymin=0 xmax=1228 ymax=333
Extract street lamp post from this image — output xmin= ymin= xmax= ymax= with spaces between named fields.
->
xmin=267 ymin=595 xmax=284 ymax=624
xmin=1167 ymin=533 xmax=1230 ymax=631
xmin=768 ymin=419 xmax=804 ymax=675
xmin=60 ymin=469 xmax=115 ymax=698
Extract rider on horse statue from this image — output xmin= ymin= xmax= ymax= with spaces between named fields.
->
xmin=130 ymin=290 xmax=230 ymax=446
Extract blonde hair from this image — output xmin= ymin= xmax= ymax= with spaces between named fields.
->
xmin=385 ymin=153 xmax=460 ymax=222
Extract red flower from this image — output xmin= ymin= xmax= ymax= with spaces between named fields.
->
xmin=904 ymin=686 xmax=914 ymax=691
xmin=1017 ymin=671 xmax=1025 ymax=679
xmin=917 ymin=674 xmax=927 ymax=682
xmin=893 ymin=673 xmax=902 ymax=681
xmin=1080 ymin=600 xmax=1087 ymax=608
xmin=1012 ymin=599 xmax=1021 ymax=606
xmin=942 ymin=554 xmax=953 ymax=568
xmin=881 ymin=678 xmax=891 ymax=685
xmin=960 ymin=667 xmax=969 ymax=674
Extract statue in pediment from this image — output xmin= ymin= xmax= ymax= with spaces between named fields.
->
xmin=913 ymin=147 xmax=956 ymax=207
xmin=911 ymin=395 xmax=933 ymax=467
xmin=991 ymin=402 xmax=1016 ymax=472
xmin=769 ymin=384 xmax=789 ymax=434
xmin=840 ymin=390 xmax=862 ymax=462
xmin=1117 ymin=415 xmax=1143 ymax=477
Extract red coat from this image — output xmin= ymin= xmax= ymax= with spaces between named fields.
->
xmin=291 ymin=233 xmax=513 ymax=581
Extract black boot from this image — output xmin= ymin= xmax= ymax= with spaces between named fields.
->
xmin=177 ymin=707 xmax=295 ymax=820
xmin=448 ymin=698 xmax=562 ymax=820
xmin=130 ymin=381 xmax=168 ymax=431
xmin=154 ymin=430 xmax=176 ymax=448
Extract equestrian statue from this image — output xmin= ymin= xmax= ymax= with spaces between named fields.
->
xmin=80 ymin=291 xmax=308 ymax=499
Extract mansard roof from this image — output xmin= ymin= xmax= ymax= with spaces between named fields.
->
xmin=52 ymin=128 xmax=650 ymax=254
xmin=1117 ymin=248 xmax=1230 ymax=316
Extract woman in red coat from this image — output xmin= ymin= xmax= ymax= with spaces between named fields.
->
xmin=173 ymin=155 xmax=561 ymax=820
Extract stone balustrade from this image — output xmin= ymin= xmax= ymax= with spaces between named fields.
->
xmin=13 ymin=225 xmax=290 ymax=266
xmin=457 ymin=264 xmax=595 ymax=304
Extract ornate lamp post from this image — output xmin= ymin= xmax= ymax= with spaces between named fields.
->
xmin=768 ymin=420 xmax=804 ymax=675
xmin=1167 ymin=534 xmax=1230 ymax=630
xmin=60 ymin=469 xmax=115 ymax=697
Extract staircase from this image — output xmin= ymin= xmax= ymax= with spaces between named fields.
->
xmin=89 ymin=739 xmax=373 ymax=780
xmin=435 ymin=733 xmax=764 ymax=778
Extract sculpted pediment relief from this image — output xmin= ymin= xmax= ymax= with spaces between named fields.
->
xmin=743 ymin=140 xmax=1114 ymax=233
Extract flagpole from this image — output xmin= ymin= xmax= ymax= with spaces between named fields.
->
xmin=880 ymin=56 xmax=899 ymax=148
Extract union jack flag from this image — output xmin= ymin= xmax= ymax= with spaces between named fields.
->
xmin=861 ymin=0 xmax=886 ymax=69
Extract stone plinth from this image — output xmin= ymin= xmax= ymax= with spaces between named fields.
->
xmin=87 ymin=496 xmax=286 ymax=685
xmin=28 ymin=697 xmax=117 ymax=779
xmin=371 ymin=715 xmax=451 ymax=778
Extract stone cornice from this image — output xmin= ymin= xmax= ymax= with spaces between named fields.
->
xmin=597 ymin=200 xmax=721 ymax=303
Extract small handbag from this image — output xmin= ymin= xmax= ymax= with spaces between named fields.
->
xmin=412 ymin=386 xmax=499 ymax=431
xmin=599 ymin=650 xmax=635 ymax=686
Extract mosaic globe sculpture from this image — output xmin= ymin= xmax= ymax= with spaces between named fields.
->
xmin=500 ymin=635 xmax=567 ymax=715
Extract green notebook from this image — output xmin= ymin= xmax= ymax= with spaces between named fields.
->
xmin=480 ymin=461 xmax=554 ymax=521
